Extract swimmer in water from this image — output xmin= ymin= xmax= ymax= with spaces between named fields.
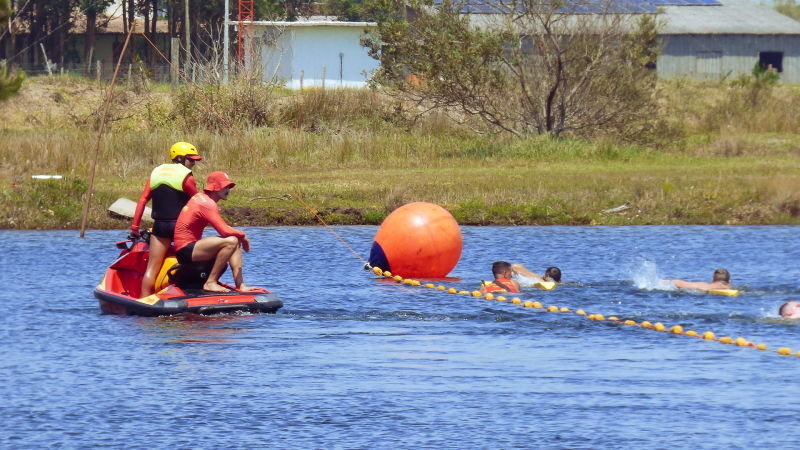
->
xmin=663 ymin=268 xmax=731 ymax=292
xmin=779 ymin=301 xmax=800 ymax=319
xmin=480 ymin=261 xmax=521 ymax=293
xmin=511 ymin=264 xmax=561 ymax=283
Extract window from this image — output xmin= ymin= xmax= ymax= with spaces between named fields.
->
xmin=759 ymin=51 xmax=783 ymax=72
xmin=696 ymin=51 xmax=722 ymax=74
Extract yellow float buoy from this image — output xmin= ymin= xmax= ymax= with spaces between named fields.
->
xmin=757 ymin=343 xmax=767 ymax=351
xmin=394 ymin=275 xmax=403 ymax=282
xmin=670 ymin=325 xmax=683 ymax=334
xmin=778 ymin=347 xmax=791 ymax=356
xmin=685 ymin=330 xmax=698 ymax=337
xmin=373 ymin=267 xmax=383 ymax=276
xmin=523 ymin=301 xmax=534 ymax=308
xmin=641 ymin=321 xmax=653 ymax=329
xmin=654 ymin=323 xmax=665 ymax=331
xmin=512 ymin=298 xmax=521 ymax=305
xmin=561 ymin=307 xmax=571 ymax=313
xmin=496 ymin=296 xmax=507 ymax=302
xmin=533 ymin=281 xmax=556 ymax=290
xmin=588 ymin=314 xmax=596 ymax=321
xmin=547 ymin=305 xmax=558 ymax=312
xmin=624 ymin=320 xmax=636 ymax=326
xmin=425 ymin=283 xmax=435 ymax=288
xmin=702 ymin=331 xmax=715 ymax=340
xmin=471 ymin=291 xmax=481 ymax=297
xmin=608 ymin=316 xmax=618 ymax=322
xmin=437 ymin=285 xmax=446 ymax=291
xmin=719 ymin=336 xmax=733 ymax=344
xmin=709 ymin=289 xmax=739 ymax=297
xmin=485 ymin=293 xmax=494 ymax=301
xmin=735 ymin=337 xmax=747 ymax=347
xmin=403 ymin=279 xmax=413 ymax=285
xmin=576 ymin=309 xmax=586 ymax=316
xmin=448 ymin=288 xmax=457 ymax=294
xmin=459 ymin=290 xmax=470 ymax=295
xmin=594 ymin=314 xmax=605 ymax=321
xmin=533 ymin=301 xmax=542 ymax=309
xmin=384 ymin=271 xmax=393 ymax=278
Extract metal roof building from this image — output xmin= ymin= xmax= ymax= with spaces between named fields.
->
xmin=457 ymin=0 xmax=800 ymax=83
xmin=658 ymin=0 xmax=800 ymax=82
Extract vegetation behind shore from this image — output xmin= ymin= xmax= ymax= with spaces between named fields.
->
xmin=1 ymin=76 xmax=800 ymax=230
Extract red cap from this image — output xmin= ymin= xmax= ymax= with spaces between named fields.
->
xmin=204 ymin=171 xmax=236 ymax=193
xmin=186 ymin=154 xmax=202 ymax=161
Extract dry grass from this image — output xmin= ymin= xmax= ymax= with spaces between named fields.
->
xmin=2 ymin=75 xmax=800 ymax=229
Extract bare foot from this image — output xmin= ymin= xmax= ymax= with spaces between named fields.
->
xmin=237 ymin=283 xmax=260 ymax=292
xmin=203 ymin=282 xmax=230 ymax=293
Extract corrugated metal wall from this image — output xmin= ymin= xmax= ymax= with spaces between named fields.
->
xmin=658 ymin=34 xmax=800 ymax=83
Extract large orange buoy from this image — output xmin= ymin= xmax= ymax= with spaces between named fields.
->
xmin=368 ymin=202 xmax=462 ymax=278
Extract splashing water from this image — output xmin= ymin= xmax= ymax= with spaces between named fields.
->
xmin=631 ymin=259 xmax=676 ymax=291
xmin=515 ymin=274 xmax=542 ymax=288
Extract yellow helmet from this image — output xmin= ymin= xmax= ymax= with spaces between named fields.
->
xmin=169 ymin=142 xmax=201 ymax=161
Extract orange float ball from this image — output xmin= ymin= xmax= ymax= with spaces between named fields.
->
xmin=367 ymin=202 xmax=463 ymax=278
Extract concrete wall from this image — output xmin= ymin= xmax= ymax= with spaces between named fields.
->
xmin=658 ymin=34 xmax=800 ymax=83
xmin=256 ymin=24 xmax=380 ymax=89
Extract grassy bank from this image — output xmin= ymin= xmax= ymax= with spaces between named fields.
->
xmin=1 ymin=76 xmax=800 ymax=229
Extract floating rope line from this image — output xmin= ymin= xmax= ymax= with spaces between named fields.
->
xmin=136 ymin=33 xmax=366 ymax=265
xmin=371 ymin=267 xmax=799 ymax=359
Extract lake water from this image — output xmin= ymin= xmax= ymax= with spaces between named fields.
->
xmin=1 ymin=226 xmax=799 ymax=449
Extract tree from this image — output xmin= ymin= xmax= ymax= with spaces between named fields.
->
xmin=363 ymin=0 xmax=663 ymax=138
xmin=326 ymin=0 xmax=386 ymax=22
xmin=775 ymin=0 xmax=800 ymax=22
xmin=0 ymin=63 xmax=25 ymax=100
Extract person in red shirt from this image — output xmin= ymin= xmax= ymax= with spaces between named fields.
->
xmin=480 ymin=261 xmax=522 ymax=293
xmin=174 ymin=172 xmax=256 ymax=293
xmin=131 ymin=142 xmax=201 ymax=297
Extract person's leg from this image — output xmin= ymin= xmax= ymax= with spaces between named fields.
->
xmin=191 ymin=236 xmax=238 ymax=292
xmin=141 ymin=236 xmax=170 ymax=297
xmin=228 ymin=245 xmax=258 ymax=291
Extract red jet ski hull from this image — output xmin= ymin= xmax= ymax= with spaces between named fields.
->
xmin=94 ymin=238 xmax=282 ymax=317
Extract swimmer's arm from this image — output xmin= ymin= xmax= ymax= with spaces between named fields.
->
xmin=512 ymin=264 xmax=543 ymax=282
xmin=672 ymin=280 xmax=711 ymax=291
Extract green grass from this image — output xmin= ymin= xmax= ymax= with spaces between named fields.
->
xmin=2 ymin=76 xmax=800 ymax=229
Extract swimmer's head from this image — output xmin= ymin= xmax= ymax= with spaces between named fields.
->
xmin=544 ymin=267 xmax=561 ymax=283
xmin=779 ymin=301 xmax=800 ymax=319
xmin=712 ymin=268 xmax=730 ymax=284
xmin=492 ymin=261 xmax=512 ymax=278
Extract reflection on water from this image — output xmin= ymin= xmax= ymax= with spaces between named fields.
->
xmin=2 ymin=226 xmax=800 ymax=449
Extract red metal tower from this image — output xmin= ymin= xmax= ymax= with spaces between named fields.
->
xmin=238 ymin=0 xmax=254 ymax=66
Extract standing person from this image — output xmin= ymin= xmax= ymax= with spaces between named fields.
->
xmin=130 ymin=142 xmax=201 ymax=297
xmin=480 ymin=261 xmax=522 ymax=293
xmin=174 ymin=172 xmax=257 ymax=293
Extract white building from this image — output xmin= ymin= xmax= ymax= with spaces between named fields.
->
xmin=246 ymin=19 xmax=380 ymax=89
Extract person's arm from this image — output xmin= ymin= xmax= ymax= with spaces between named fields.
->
xmin=202 ymin=202 xmax=246 ymax=240
xmin=131 ymin=177 xmax=153 ymax=236
xmin=182 ymin=174 xmax=199 ymax=197
xmin=512 ymin=264 xmax=544 ymax=282
xmin=511 ymin=279 xmax=522 ymax=292
xmin=672 ymin=280 xmax=712 ymax=291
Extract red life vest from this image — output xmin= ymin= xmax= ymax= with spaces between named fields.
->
xmin=482 ymin=278 xmax=519 ymax=293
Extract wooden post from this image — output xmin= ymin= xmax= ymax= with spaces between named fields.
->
xmin=300 ymin=70 xmax=304 ymax=90
xmin=80 ymin=24 xmax=136 ymax=238
xmin=96 ymin=60 xmax=102 ymax=81
xmin=171 ymin=38 xmax=180 ymax=89
xmin=322 ymin=66 xmax=326 ymax=90
xmin=128 ymin=64 xmax=132 ymax=86
xmin=185 ymin=0 xmax=191 ymax=70
xmin=40 ymin=44 xmax=52 ymax=76
xmin=86 ymin=47 xmax=94 ymax=76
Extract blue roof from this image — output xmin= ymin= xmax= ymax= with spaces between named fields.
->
xmin=432 ymin=0 xmax=721 ymax=14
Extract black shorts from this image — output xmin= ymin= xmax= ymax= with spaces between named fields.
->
xmin=151 ymin=220 xmax=177 ymax=240
xmin=176 ymin=241 xmax=196 ymax=265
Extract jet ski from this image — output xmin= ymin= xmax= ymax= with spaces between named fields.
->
xmin=94 ymin=230 xmax=283 ymax=316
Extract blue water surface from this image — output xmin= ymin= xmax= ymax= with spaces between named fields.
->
xmin=1 ymin=226 xmax=799 ymax=449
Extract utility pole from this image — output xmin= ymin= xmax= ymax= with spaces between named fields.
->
xmin=223 ymin=0 xmax=229 ymax=83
